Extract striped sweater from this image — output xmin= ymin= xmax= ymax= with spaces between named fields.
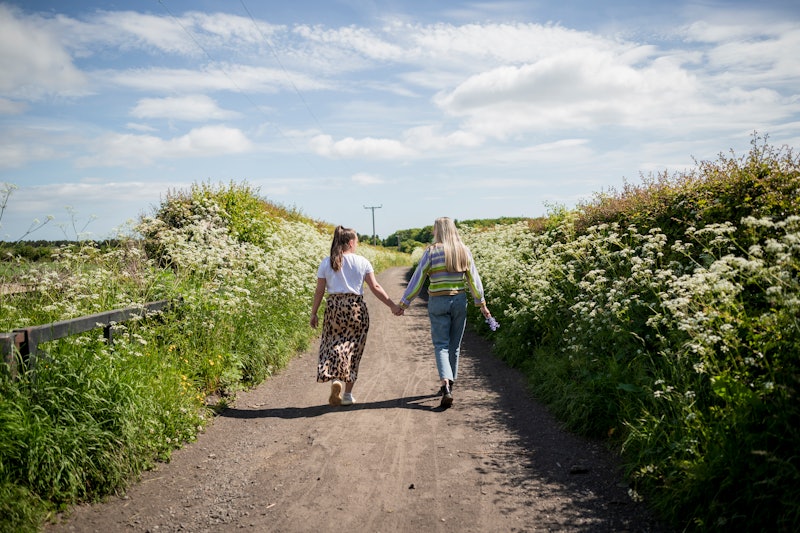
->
xmin=399 ymin=244 xmax=485 ymax=308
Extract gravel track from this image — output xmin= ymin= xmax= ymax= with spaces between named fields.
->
xmin=47 ymin=266 xmax=669 ymax=533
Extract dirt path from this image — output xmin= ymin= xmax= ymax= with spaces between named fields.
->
xmin=47 ymin=267 xmax=668 ymax=533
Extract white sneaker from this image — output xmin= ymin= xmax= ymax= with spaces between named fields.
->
xmin=329 ymin=381 xmax=343 ymax=406
xmin=341 ymin=393 xmax=356 ymax=406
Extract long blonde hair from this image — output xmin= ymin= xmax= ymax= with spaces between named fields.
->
xmin=432 ymin=217 xmax=470 ymax=272
xmin=329 ymin=225 xmax=357 ymax=271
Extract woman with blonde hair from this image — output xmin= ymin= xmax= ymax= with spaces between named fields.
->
xmin=311 ymin=226 xmax=401 ymax=406
xmin=398 ymin=217 xmax=492 ymax=408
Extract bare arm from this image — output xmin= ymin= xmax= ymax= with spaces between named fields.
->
xmin=365 ymin=272 xmax=401 ymax=315
xmin=310 ymin=278 xmax=326 ymax=328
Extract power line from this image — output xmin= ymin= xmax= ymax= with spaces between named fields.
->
xmin=158 ymin=0 xmax=379 ymax=234
xmin=239 ymin=0 xmax=324 ymax=131
xmin=156 ymin=0 xmax=297 ymax=150
xmin=246 ymin=1 xmax=386 ymax=241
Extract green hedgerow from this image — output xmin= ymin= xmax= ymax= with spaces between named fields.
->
xmin=461 ymin=139 xmax=800 ymax=531
xmin=1 ymin=180 xmax=408 ymax=532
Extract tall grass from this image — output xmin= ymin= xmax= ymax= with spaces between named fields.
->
xmin=0 ymin=181 xmax=409 ymax=532
xmin=462 ymin=137 xmax=800 ymax=531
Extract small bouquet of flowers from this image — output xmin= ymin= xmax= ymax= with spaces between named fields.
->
xmin=485 ymin=316 xmax=500 ymax=331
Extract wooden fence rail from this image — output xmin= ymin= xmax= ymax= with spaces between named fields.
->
xmin=1 ymin=300 xmax=171 ymax=379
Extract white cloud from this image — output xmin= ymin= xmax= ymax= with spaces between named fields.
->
xmin=102 ymin=64 xmax=328 ymax=94
xmin=125 ymin=123 xmax=157 ymax=132
xmin=499 ymin=138 xmax=594 ymax=164
xmin=86 ymin=10 xmax=272 ymax=56
xmin=131 ymin=94 xmax=240 ymax=121
xmin=40 ymin=180 xmax=163 ymax=203
xmin=294 ymin=24 xmax=406 ymax=62
xmin=0 ymin=5 xmax=88 ymax=99
xmin=403 ymin=125 xmax=483 ymax=151
xmin=433 ymin=49 xmax=656 ymax=136
xmin=298 ymin=14 xmax=799 ymax=162
xmin=310 ymin=134 xmax=416 ymax=159
xmin=77 ymin=125 xmax=252 ymax=167
xmin=0 ymin=98 xmax=27 ymax=115
xmin=409 ymin=22 xmax=612 ymax=65
xmin=461 ymin=177 xmax=542 ymax=190
xmin=705 ymin=28 xmax=800 ymax=87
xmin=0 ymin=142 xmax=60 ymax=169
xmin=351 ymin=172 xmax=384 ymax=185
xmin=98 ymin=11 xmax=198 ymax=55
xmin=1 ymin=2 xmax=798 ymax=241
xmin=432 ymin=36 xmax=798 ymax=139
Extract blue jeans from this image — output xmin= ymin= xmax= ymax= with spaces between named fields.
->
xmin=427 ymin=292 xmax=467 ymax=382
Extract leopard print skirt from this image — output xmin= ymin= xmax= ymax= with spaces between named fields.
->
xmin=316 ymin=293 xmax=370 ymax=383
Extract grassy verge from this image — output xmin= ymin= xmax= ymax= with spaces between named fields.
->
xmin=0 ymin=181 xmax=409 ymax=532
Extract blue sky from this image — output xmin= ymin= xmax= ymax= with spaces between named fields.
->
xmin=1 ymin=1 xmax=798 ymax=241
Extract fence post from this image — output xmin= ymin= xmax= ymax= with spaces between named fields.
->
xmin=1 ymin=332 xmax=19 ymax=379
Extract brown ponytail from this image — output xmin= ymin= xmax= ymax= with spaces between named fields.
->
xmin=329 ymin=225 xmax=357 ymax=271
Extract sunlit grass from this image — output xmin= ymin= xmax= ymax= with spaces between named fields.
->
xmin=0 ymin=182 xmax=408 ymax=531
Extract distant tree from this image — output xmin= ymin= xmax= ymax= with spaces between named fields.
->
xmin=357 ymin=233 xmax=377 ymax=245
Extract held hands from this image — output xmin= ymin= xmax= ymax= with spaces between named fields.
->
xmin=389 ymin=302 xmax=405 ymax=316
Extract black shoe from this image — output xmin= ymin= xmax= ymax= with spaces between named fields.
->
xmin=440 ymin=384 xmax=453 ymax=409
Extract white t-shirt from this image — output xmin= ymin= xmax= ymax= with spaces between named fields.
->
xmin=317 ymin=253 xmax=374 ymax=295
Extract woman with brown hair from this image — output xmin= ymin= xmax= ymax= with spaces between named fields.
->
xmin=310 ymin=226 xmax=401 ymax=406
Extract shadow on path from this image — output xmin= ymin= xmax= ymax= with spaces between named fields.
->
xmin=219 ymin=393 xmax=450 ymax=420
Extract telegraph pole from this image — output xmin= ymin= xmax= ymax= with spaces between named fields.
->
xmin=363 ymin=205 xmax=382 ymax=245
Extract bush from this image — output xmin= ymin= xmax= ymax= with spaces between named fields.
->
xmin=0 ymin=180 xmax=409 ymax=532
xmin=462 ymin=138 xmax=800 ymax=531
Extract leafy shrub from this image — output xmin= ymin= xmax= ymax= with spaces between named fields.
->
xmin=0 ymin=180 xmax=408 ymax=532
xmin=576 ymin=135 xmax=799 ymax=244
xmin=462 ymin=138 xmax=800 ymax=531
